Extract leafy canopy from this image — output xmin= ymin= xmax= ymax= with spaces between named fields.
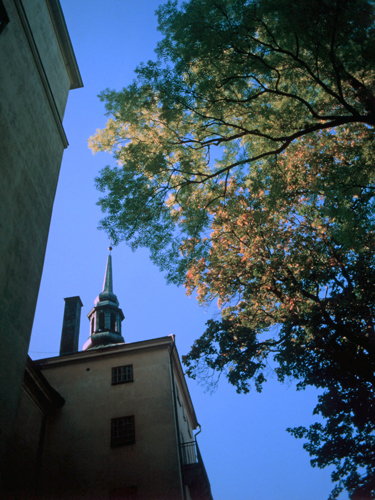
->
xmin=90 ymin=0 xmax=375 ymax=498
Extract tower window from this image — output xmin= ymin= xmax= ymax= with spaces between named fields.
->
xmin=112 ymin=365 xmax=133 ymax=385
xmin=111 ymin=313 xmax=116 ymax=331
xmin=91 ymin=318 xmax=95 ymax=334
xmin=111 ymin=416 xmax=135 ymax=446
xmin=98 ymin=312 xmax=105 ymax=330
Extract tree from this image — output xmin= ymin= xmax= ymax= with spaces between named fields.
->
xmin=183 ymin=128 xmax=375 ymax=498
xmin=89 ymin=0 xmax=375 ymax=497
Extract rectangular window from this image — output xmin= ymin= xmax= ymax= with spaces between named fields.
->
xmin=99 ymin=312 xmax=105 ymax=330
xmin=0 ymin=0 xmax=9 ymax=35
xmin=111 ymin=416 xmax=135 ymax=447
xmin=112 ymin=365 xmax=133 ymax=384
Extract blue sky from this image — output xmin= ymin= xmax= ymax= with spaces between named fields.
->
xmin=29 ymin=1 xmax=349 ymax=499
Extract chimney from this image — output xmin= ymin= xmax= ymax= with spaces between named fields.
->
xmin=60 ymin=296 xmax=83 ymax=356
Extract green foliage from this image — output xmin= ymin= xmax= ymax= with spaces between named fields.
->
xmin=90 ymin=0 xmax=375 ymax=283
xmin=288 ymin=383 xmax=375 ymax=499
xmin=90 ymin=0 xmax=375 ymax=497
xmin=183 ymin=318 xmax=268 ymax=394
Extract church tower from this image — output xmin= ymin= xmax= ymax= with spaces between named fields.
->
xmin=9 ymin=247 xmax=213 ymax=500
xmin=83 ymin=248 xmax=125 ymax=350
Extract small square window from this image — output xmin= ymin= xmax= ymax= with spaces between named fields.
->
xmin=111 ymin=416 xmax=135 ymax=447
xmin=112 ymin=365 xmax=133 ymax=384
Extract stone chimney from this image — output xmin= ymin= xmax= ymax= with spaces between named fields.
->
xmin=60 ymin=296 xmax=83 ymax=355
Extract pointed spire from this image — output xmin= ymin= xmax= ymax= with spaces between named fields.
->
xmin=102 ymin=246 xmax=113 ymax=294
xmin=94 ymin=246 xmax=119 ymax=306
xmin=84 ymin=245 xmax=125 ymax=350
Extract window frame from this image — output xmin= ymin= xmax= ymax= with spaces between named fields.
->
xmin=111 ymin=415 xmax=135 ymax=447
xmin=112 ymin=364 xmax=133 ymax=385
xmin=98 ymin=311 xmax=105 ymax=330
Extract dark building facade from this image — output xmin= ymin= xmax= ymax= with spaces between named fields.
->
xmin=0 ymin=0 xmax=82 ymax=489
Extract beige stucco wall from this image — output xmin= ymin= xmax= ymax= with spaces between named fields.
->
xmin=38 ymin=342 xmax=185 ymax=500
xmin=0 ymin=0 xmax=81 ymax=480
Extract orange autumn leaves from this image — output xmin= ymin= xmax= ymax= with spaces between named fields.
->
xmin=183 ymin=126 xmax=375 ymax=332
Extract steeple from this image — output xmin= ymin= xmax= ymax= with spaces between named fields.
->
xmin=83 ymin=247 xmax=125 ymax=350
xmin=95 ymin=247 xmax=119 ymax=306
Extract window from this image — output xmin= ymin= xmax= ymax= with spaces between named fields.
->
xmin=112 ymin=365 xmax=133 ymax=384
xmin=98 ymin=312 xmax=105 ymax=330
xmin=111 ymin=416 xmax=135 ymax=446
xmin=111 ymin=313 xmax=116 ymax=331
xmin=0 ymin=0 xmax=9 ymax=35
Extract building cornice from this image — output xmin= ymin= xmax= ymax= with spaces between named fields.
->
xmin=13 ymin=0 xmax=68 ymax=147
xmin=35 ymin=336 xmax=176 ymax=368
xmin=45 ymin=0 xmax=83 ymax=90
xmin=13 ymin=0 xmax=83 ymax=149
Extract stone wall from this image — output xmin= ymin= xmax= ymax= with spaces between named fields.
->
xmin=0 ymin=0 xmax=82 ymax=486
